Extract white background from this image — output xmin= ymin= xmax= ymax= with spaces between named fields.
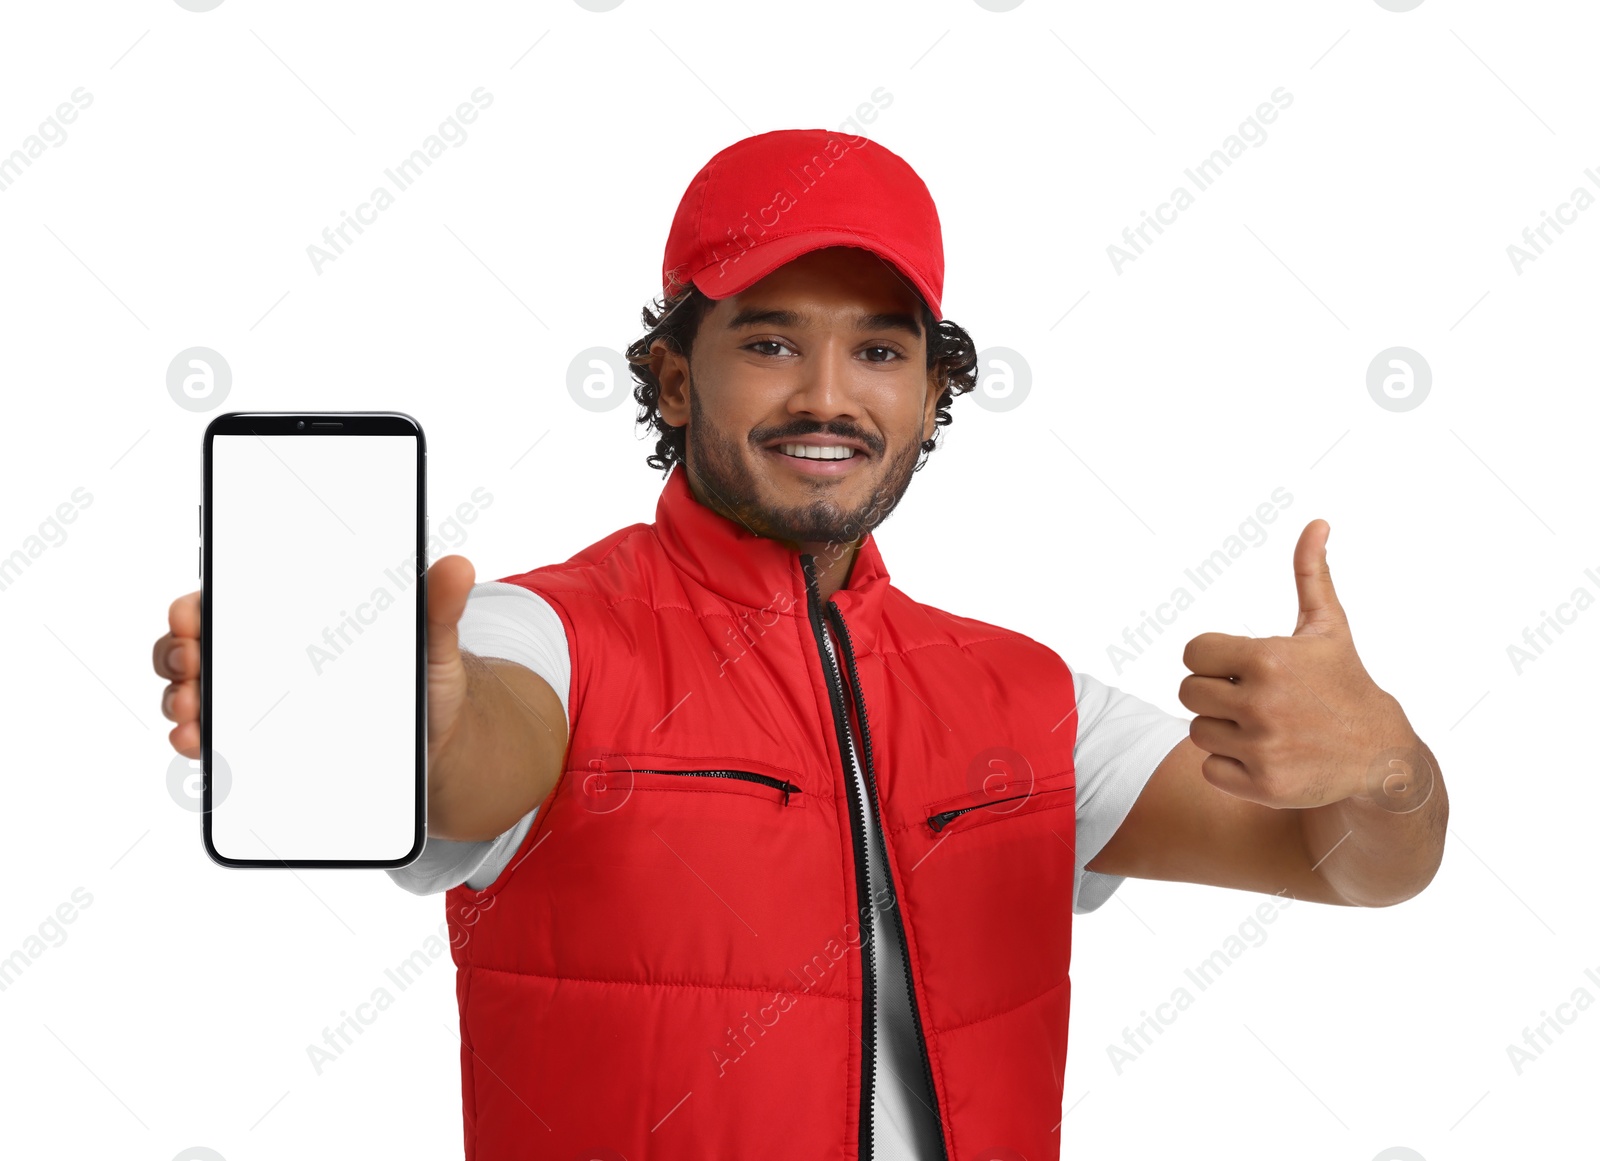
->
xmin=0 ymin=1 xmax=1594 ymax=1158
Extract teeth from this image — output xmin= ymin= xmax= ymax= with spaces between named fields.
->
xmin=778 ymin=443 xmax=856 ymax=461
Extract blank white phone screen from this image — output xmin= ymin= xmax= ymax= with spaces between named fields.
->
xmin=210 ymin=433 xmax=419 ymax=863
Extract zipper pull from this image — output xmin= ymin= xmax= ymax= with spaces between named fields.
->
xmin=781 ymin=781 xmax=801 ymax=807
xmin=927 ymin=809 xmax=959 ymax=834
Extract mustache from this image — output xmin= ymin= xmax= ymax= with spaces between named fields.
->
xmin=752 ymin=424 xmax=884 ymax=455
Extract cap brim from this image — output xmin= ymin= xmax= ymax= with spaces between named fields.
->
xmin=690 ymin=229 xmax=941 ymax=320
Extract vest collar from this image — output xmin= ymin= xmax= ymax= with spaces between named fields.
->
xmin=652 ymin=463 xmax=890 ymax=651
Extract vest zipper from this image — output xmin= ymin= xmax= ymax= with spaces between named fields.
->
xmin=801 ymin=552 xmax=950 ymax=1161
xmin=825 ymin=599 xmax=950 ymax=1161
xmin=927 ymin=793 xmax=1032 ymax=833
xmin=633 ymin=768 xmax=802 ymax=806
xmin=801 ymin=554 xmax=879 ymax=1161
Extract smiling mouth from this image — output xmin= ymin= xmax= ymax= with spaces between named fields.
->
xmin=772 ymin=442 xmax=859 ymax=461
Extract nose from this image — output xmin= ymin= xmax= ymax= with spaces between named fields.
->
xmin=786 ymin=341 xmax=862 ymax=429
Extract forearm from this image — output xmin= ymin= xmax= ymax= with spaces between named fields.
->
xmin=428 ymin=651 xmax=568 ymax=843
xmin=1298 ymin=717 xmax=1447 ymax=907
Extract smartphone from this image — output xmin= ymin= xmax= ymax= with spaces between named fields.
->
xmin=201 ymin=412 xmax=426 ymax=868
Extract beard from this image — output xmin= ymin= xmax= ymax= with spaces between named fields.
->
xmin=682 ymin=377 xmax=922 ymax=551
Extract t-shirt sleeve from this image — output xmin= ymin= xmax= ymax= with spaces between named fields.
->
xmin=384 ymin=581 xmax=571 ymax=897
xmin=1071 ymin=668 xmax=1192 ymax=915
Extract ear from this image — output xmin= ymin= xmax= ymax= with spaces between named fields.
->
xmin=653 ymin=339 xmax=691 ymax=427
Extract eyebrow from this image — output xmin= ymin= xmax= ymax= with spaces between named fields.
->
xmin=724 ymin=306 xmax=923 ymax=340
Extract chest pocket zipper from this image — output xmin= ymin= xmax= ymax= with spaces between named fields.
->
xmin=925 ymin=780 xmax=1074 ymax=834
xmin=927 ymin=793 xmax=1033 ymax=833
xmin=633 ymin=768 xmax=803 ymax=807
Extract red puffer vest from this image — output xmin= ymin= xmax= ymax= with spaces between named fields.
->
xmin=444 ymin=465 xmax=1080 ymax=1161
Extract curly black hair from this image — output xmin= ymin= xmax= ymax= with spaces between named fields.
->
xmin=626 ymin=276 xmax=978 ymax=476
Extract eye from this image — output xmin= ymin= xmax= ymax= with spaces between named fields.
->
xmin=860 ymin=344 xmax=904 ymax=363
xmin=744 ymin=339 xmax=795 ymax=357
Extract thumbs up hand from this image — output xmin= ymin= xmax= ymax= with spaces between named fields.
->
xmin=1178 ymin=520 xmax=1420 ymax=810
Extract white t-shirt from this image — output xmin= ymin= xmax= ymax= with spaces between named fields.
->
xmin=390 ymin=580 xmax=1192 ymax=1157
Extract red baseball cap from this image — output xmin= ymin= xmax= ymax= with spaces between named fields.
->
xmin=662 ymin=128 xmax=944 ymax=320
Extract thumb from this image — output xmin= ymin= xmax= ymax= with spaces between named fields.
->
xmin=1292 ymin=520 xmax=1347 ymax=637
xmin=426 ymin=554 xmax=476 ymax=665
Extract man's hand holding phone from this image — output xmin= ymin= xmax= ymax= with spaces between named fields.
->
xmin=153 ymin=552 xmax=567 ymax=851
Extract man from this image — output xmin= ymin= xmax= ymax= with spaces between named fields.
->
xmin=154 ymin=128 xmax=1446 ymax=1160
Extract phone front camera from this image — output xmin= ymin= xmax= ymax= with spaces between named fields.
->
xmin=297 ymin=420 xmax=305 ymax=430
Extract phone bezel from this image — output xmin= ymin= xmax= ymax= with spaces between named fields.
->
xmin=200 ymin=411 xmax=427 ymax=869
